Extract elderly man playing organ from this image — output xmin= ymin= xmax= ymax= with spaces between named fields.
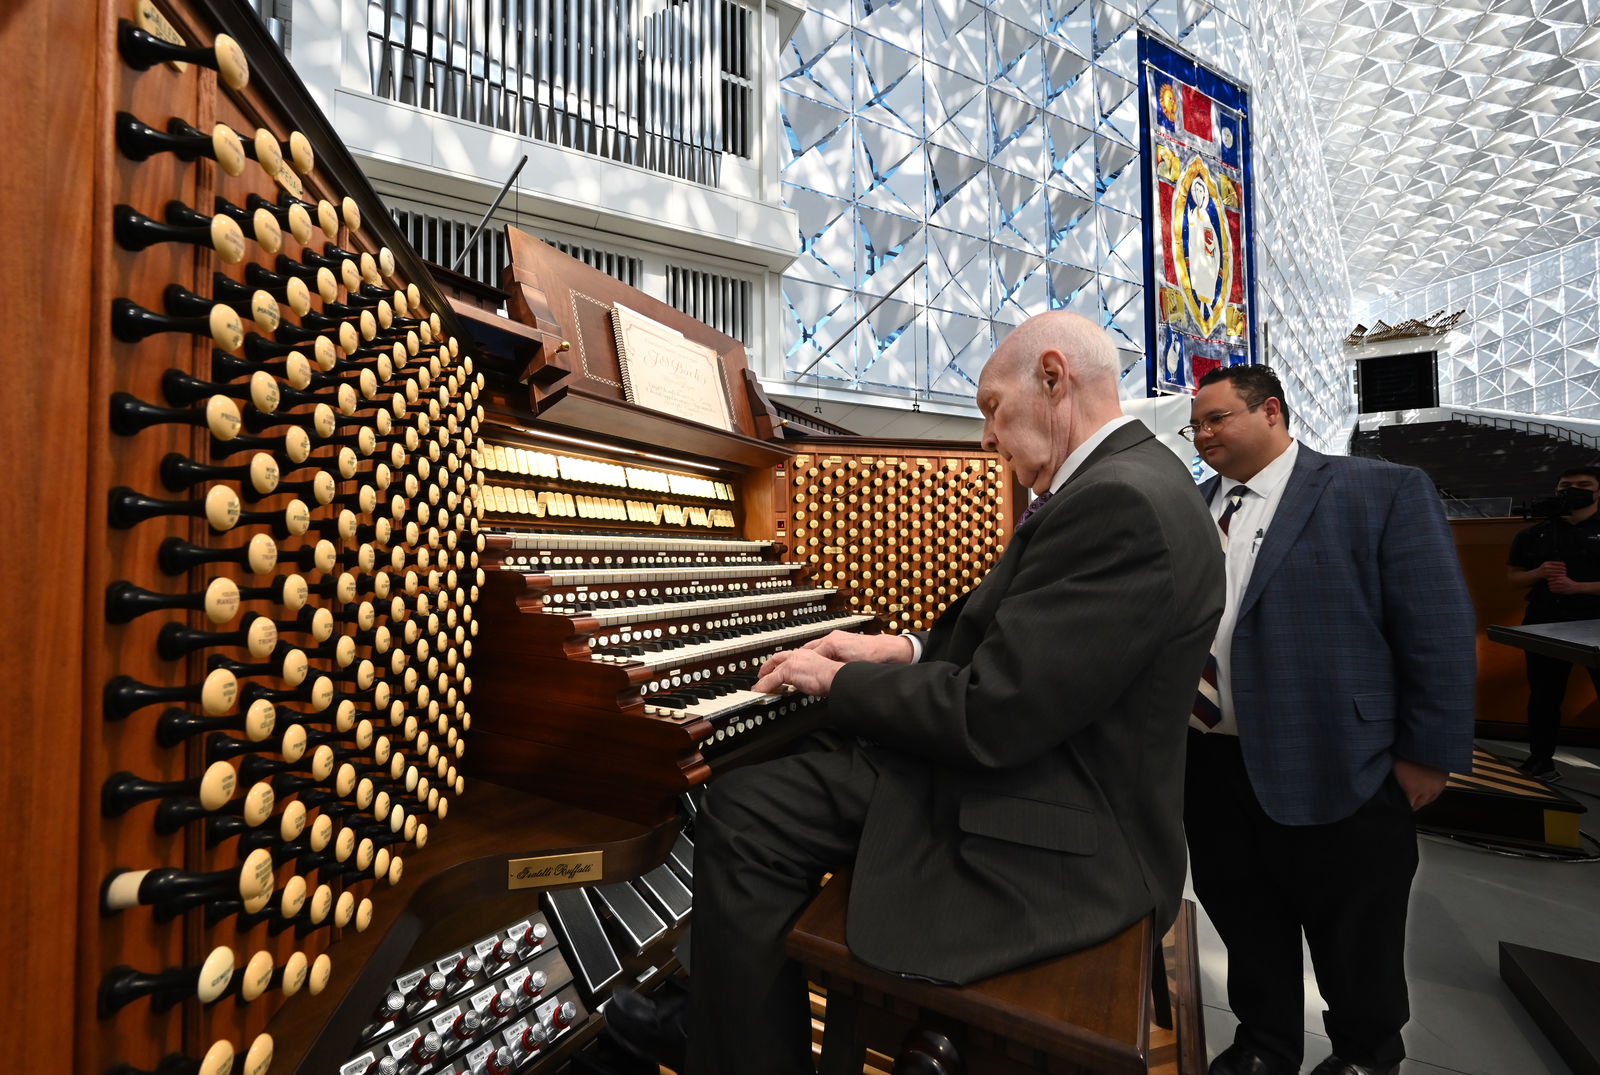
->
xmin=605 ymin=310 xmax=1229 ymax=1075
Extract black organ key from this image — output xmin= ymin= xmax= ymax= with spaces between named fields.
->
xmin=162 ymin=282 xmax=281 ymax=336
xmin=237 ymin=191 xmax=316 ymax=243
xmin=208 ymin=797 xmax=307 ymax=856
xmin=233 ymin=263 xmax=317 ymax=313
xmin=209 ymin=423 xmax=313 ymax=465
xmin=99 ymin=849 xmax=275 ymax=922
xmin=116 ymin=19 xmax=250 ymax=89
xmin=111 ymin=390 xmax=242 ymax=441
xmin=98 ymin=945 xmax=236 ymax=1016
xmin=154 ymin=695 xmax=277 ymax=747
xmin=240 ymin=399 xmax=336 ymax=438
xmin=113 ymin=112 xmax=246 ymax=176
xmin=103 ymin=665 xmax=238 ymax=721
xmin=155 ymin=613 xmax=278 ymax=662
xmin=541 ymin=889 xmax=622 ymax=997
xmin=101 ymin=759 xmax=237 ymax=819
xmin=209 ymin=196 xmax=286 ymax=254
xmin=242 ymin=326 xmax=340 ymax=370
xmin=151 ymin=774 xmax=275 ymax=838
xmin=159 ymin=451 xmax=279 ymax=498
xmin=113 ymin=202 xmax=246 ymax=264
xmin=157 ymin=532 xmax=278 ymax=576
xmin=103 ymin=1034 xmax=269 ymax=1075
xmin=235 ymin=498 xmax=314 ymax=540
xmin=589 ymin=882 xmax=667 ymax=953
xmin=636 ymin=864 xmax=693 ymax=923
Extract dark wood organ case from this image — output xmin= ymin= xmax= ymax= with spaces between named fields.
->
xmin=3 ymin=1 xmax=1017 ymax=1072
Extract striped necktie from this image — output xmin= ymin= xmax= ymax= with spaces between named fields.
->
xmin=1192 ymin=486 xmax=1250 ymax=729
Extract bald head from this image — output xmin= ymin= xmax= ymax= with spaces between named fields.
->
xmin=976 ymin=311 xmax=1128 ymax=493
xmin=983 ymin=311 xmax=1121 ymax=393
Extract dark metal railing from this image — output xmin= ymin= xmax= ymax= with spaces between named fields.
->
xmin=365 ymin=0 xmax=751 ymax=184
xmin=1452 ymin=411 xmax=1600 ymax=453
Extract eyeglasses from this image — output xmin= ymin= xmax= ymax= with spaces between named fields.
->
xmin=1179 ymin=398 xmax=1265 ymax=442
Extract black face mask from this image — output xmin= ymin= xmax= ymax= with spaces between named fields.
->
xmin=1531 ymin=487 xmax=1597 ymax=517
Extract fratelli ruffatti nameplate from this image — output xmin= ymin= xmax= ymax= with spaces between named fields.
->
xmin=507 ymin=851 xmax=604 ymax=890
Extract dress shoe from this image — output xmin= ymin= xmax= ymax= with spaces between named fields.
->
xmin=1209 ymin=1043 xmax=1297 ymax=1075
xmin=1517 ymin=756 xmax=1562 ymax=783
xmin=1308 ymin=1056 xmax=1400 ymax=1075
xmin=605 ymin=986 xmax=689 ymax=1072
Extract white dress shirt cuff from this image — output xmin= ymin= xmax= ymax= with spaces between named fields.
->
xmin=905 ymin=634 xmax=923 ymax=663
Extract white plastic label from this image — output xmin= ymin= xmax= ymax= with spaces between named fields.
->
xmin=473 ymin=937 xmax=501 ymax=960
xmin=385 ymin=1027 xmax=422 ymax=1059
xmin=465 ymin=1042 xmax=495 ymax=1071
xmin=469 ymin=985 xmax=498 ymax=1015
xmin=500 ymin=1019 xmax=530 ymax=1049
xmin=430 ymin=1004 xmax=463 ymax=1035
xmin=339 ymin=1054 xmax=376 ymax=1075
xmin=395 ymin=969 xmax=426 ymax=995
xmin=436 ymin=953 xmax=464 ymax=974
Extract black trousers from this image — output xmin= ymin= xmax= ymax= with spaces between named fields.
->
xmin=1522 ymin=612 xmax=1600 ymax=764
xmin=685 ymin=737 xmax=878 ymax=1075
xmin=1184 ymin=730 xmax=1418 ymax=1069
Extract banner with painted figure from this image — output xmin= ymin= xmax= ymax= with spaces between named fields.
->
xmin=1138 ymin=37 xmax=1256 ymax=396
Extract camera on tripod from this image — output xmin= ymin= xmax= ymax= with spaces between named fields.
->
xmin=1526 ymin=487 xmax=1598 ymax=518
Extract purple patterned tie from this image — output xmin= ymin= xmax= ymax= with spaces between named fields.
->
xmin=1016 ymin=488 xmax=1054 ymax=530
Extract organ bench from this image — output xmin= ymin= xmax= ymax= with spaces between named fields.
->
xmin=787 ymin=876 xmax=1207 ymax=1075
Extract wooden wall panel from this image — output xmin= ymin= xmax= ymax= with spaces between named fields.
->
xmin=0 ymin=0 xmax=98 ymax=1070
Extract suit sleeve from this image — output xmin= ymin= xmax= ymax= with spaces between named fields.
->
xmin=827 ymin=478 xmax=1178 ymax=770
xmin=1380 ymin=467 xmax=1477 ymax=773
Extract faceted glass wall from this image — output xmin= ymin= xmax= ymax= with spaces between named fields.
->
xmin=1365 ymin=237 xmax=1600 ymax=420
xmin=775 ymin=0 xmax=1355 ymax=452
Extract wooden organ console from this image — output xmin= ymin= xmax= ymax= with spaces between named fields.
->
xmin=6 ymin=1 xmax=1016 ymax=1072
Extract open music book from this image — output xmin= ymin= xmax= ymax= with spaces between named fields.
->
xmin=611 ymin=302 xmax=735 ymax=433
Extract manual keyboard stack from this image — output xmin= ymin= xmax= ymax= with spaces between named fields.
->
xmin=472 ymin=504 xmax=873 ymax=821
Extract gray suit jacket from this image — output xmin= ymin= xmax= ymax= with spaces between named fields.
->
xmin=1198 ymin=445 xmax=1476 ymax=825
xmin=828 ymin=421 xmax=1225 ymax=984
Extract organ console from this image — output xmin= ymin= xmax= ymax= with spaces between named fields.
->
xmin=10 ymin=0 xmax=1021 ymax=1071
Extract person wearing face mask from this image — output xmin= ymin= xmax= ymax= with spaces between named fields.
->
xmin=1507 ymin=465 xmax=1600 ymax=782
xmin=603 ymin=311 xmax=1226 ymax=1075
xmin=1181 ymin=365 xmax=1475 ymax=1075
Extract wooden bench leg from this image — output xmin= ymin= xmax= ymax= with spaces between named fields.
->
xmin=818 ymin=984 xmax=867 ymax=1075
xmin=1172 ymin=900 xmax=1207 ymax=1075
xmin=1151 ymin=927 xmax=1174 ymax=1033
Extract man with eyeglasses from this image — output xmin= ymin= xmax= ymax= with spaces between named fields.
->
xmin=1180 ymin=366 xmax=1474 ymax=1075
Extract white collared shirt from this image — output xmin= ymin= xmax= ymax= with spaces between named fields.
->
xmin=905 ymin=414 xmax=1141 ymax=662
xmin=1191 ymin=438 xmax=1300 ymax=735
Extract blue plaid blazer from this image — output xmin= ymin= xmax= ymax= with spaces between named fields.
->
xmin=1199 ymin=445 xmax=1476 ymax=825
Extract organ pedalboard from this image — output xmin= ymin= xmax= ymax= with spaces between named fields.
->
xmin=9 ymin=0 xmax=1016 ymax=1071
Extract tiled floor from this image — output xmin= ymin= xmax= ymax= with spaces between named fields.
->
xmin=1188 ymin=741 xmax=1600 ymax=1075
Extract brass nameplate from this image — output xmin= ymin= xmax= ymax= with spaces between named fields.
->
xmin=507 ymin=851 xmax=604 ymax=890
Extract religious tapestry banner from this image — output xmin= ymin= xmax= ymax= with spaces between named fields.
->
xmin=1138 ymin=36 xmax=1257 ymax=395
